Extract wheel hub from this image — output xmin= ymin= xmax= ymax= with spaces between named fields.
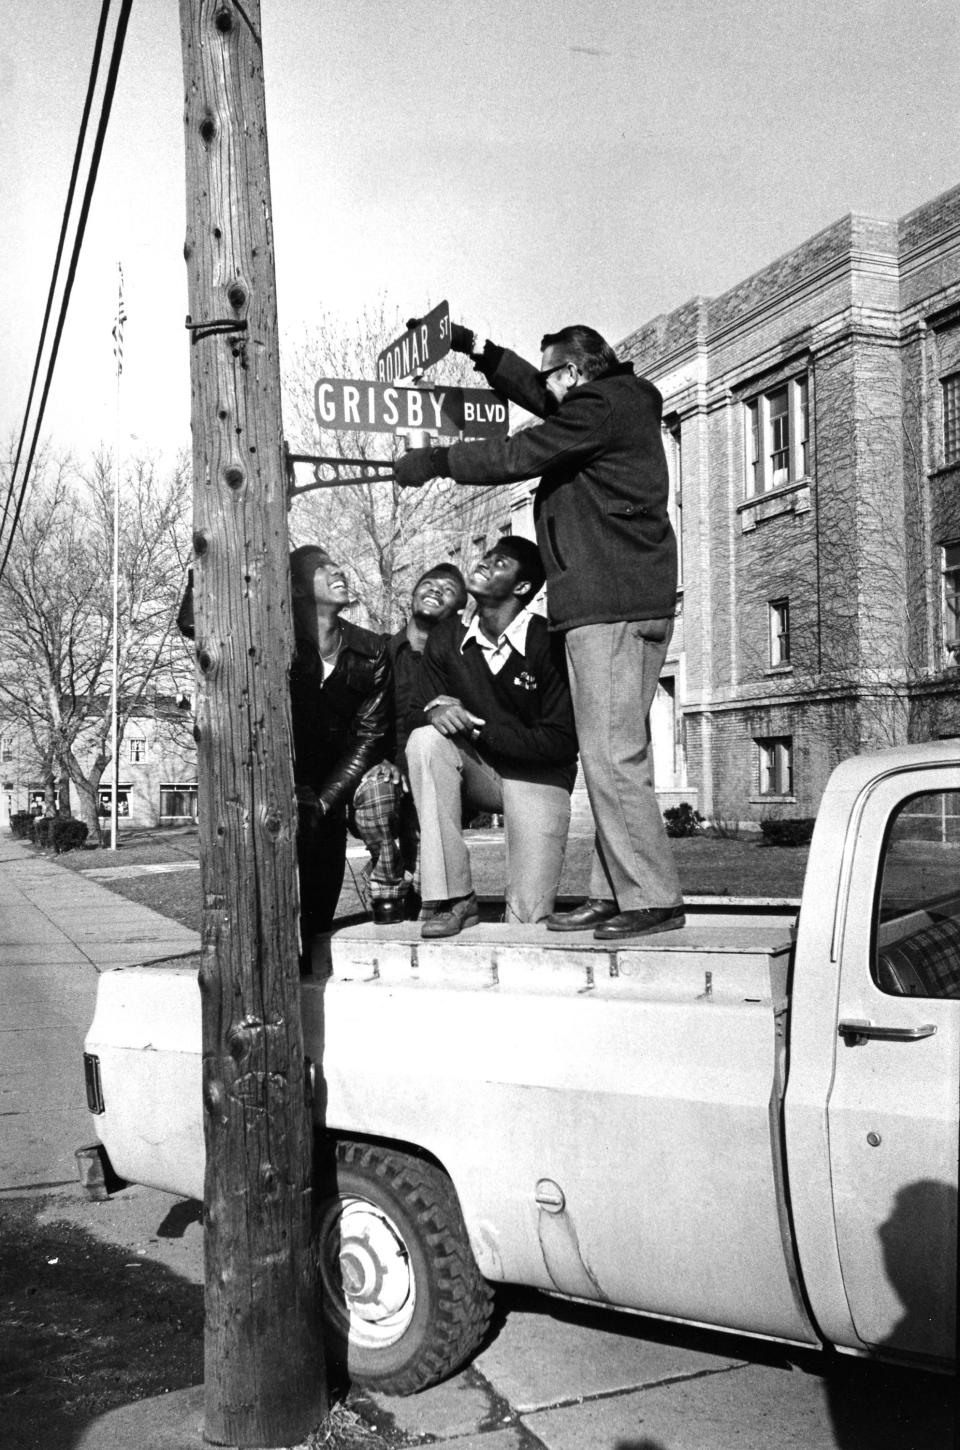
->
xmin=319 ymin=1195 xmax=416 ymax=1346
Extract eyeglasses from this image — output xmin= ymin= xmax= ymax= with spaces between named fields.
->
xmin=538 ymin=361 xmax=574 ymax=383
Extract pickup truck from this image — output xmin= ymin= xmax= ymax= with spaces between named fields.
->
xmin=81 ymin=742 xmax=959 ymax=1396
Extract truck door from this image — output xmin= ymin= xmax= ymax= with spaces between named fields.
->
xmin=829 ymin=772 xmax=959 ymax=1363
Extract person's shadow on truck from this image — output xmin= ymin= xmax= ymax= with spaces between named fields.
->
xmin=825 ymin=1178 xmax=957 ymax=1450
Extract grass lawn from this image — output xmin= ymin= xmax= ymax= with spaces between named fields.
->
xmin=51 ymin=822 xmax=810 ymax=932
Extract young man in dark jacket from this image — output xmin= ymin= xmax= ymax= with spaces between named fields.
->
xmin=405 ymin=535 xmax=577 ymax=938
xmin=396 ymin=323 xmax=684 ymax=942
xmin=288 ymin=545 xmax=392 ymax=946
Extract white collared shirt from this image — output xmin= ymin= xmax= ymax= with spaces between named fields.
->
xmin=460 ymin=608 xmax=533 ymax=675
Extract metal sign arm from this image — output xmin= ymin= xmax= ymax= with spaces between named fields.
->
xmin=285 ymin=451 xmax=397 ymax=496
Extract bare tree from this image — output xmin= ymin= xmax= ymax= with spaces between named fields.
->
xmin=0 ymin=446 xmax=192 ymax=833
xmin=283 ymin=299 xmax=509 ymax=630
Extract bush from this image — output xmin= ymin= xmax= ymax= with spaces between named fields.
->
xmin=31 ymin=815 xmax=90 ymax=854
xmin=51 ymin=818 xmax=90 ymax=853
xmin=759 ymin=817 xmax=815 ymax=848
xmin=663 ymin=803 xmax=704 ymax=837
xmin=9 ymin=811 xmax=36 ymax=839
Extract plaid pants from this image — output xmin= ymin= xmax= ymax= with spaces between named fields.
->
xmin=351 ymin=769 xmax=415 ymax=903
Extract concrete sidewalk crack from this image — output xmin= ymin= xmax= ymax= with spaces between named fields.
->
xmin=518 ymin=1359 xmax=751 ymax=1416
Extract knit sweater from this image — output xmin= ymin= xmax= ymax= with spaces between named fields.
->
xmin=407 ymin=613 xmax=578 ymax=790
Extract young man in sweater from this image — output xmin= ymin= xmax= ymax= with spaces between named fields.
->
xmin=405 ymin=535 xmax=578 ymax=938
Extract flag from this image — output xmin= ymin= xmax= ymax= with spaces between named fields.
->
xmin=112 ymin=263 xmax=127 ymax=377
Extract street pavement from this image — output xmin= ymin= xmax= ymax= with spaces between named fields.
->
xmin=1 ymin=836 xmax=954 ymax=1450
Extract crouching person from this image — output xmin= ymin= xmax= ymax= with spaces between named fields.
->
xmin=406 ymin=536 xmax=577 ymax=937
xmin=351 ymin=561 xmax=469 ymax=924
xmin=289 ymin=545 xmax=395 ymax=955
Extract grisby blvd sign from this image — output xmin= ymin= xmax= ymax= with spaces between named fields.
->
xmin=314 ymin=377 xmax=508 ymax=438
xmin=376 ymin=300 xmax=451 ymax=382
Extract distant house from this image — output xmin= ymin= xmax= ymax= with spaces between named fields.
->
xmin=1 ymin=695 xmax=197 ymax=832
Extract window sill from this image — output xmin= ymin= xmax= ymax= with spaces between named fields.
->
xmin=739 ymin=478 xmax=811 ymax=532
xmin=764 ymin=665 xmax=793 ymax=676
xmin=750 ymin=795 xmax=797 ymax=805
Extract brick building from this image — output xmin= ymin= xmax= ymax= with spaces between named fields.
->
xmin=511 ymin=182 xmax=960 ymax=826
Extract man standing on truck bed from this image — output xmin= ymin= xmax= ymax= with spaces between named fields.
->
xmin=405 ymin=535 xmax=578 ymax=937
xmin=396 ymin=322 xmax=684 ymax=940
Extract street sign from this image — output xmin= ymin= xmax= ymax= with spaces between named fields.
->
xmin=314 ymin=377 xmax=508 ymax=438
xmin=376 ymin=300 xmax=451 ymax=382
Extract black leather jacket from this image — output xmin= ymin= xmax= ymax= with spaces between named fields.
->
xmin=289 ymin=619 xmax=392 ymax=815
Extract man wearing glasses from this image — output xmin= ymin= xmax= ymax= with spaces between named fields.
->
xmin=396 ymin=323 xmax=684 ymax=942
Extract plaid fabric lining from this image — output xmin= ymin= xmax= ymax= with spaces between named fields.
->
xmin=351 ymin=771 xmax=408 ymax=901
xmin=878 ymin=915 xmax=960 ymax=999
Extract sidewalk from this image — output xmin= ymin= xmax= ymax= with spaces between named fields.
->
xmin=2 ymin=837 xmax=951 ymax=1450
xmin=0 ymin=837 xmax=198 ymax=1198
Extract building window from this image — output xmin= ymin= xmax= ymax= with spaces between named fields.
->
xmin=769 ymin=598 xmax=791 ymax=667
xmin=665 ymin=418 xmax=683 ymax=587
xmin=127 ymin=732 xmax=148 ymax=764
xmin=0 ymin=735 xmax=12 ymax=763
xmin=943 ymin=374 xmax=960 ymax=465
xmin=160 ymin=783 xmax=198 ymax=820
xmin=757 ymin=736 xmax=794 ymax=796
xmin=943 ymin=542 xmax=960 ymax=661
xmin=745 ymin=375 xmax=808 ymax=495
xmin=98 ymin=787 xmax=130 ymax=817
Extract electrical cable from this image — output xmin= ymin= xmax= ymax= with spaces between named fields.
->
xmin=0 ymin=0 xmax=112 ymax=545
xmin=0 ymin=0 xmax=134 ymax=585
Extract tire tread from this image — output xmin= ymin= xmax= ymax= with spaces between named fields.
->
xmin=329 ymin=1140 xmax=494 ymax=1395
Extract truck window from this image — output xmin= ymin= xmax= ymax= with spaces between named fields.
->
xmin=873 ymin=789 xmax=960 ymax=999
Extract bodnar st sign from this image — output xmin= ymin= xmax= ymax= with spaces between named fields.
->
xmin=314 ymin=377 xmax=508 ymax=438
xmin=376 ymin=300 xmax=451 ymax=382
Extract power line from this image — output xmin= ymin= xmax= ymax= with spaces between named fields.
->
xmin=0 ymin=0 xmax=112 ymax=545
xmin=0 ymin=0 xmax=134 ymax=585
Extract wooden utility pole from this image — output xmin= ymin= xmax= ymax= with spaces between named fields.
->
xmin=179 ymin=3 xmax=326 ymax=1444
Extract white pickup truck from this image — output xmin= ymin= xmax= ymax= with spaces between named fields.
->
xmin=82 ymin=742 xmax=959 ymax=1396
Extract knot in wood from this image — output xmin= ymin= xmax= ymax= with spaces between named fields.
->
xmin=227 ymin=1015 xmax=264 ymax=1063
xmin=203 ymin=1078 xmax=226 ymax=1115
xmin=230 ymin=1071 xmax=286 ymax=1115
xmin=223 ymin=464 xmax=245 ymax=490
xmin=261 ymin=807 xmax=282 ymax=839
xmin=192 ymin=530 xmax=209 ymax=557
xmin=199 ymin=114 xmax=217 ymax=146
xmin=214 ymin=5 xmax=233 ymax=32
xmin=227 ymin=281 xmax=248 ymax=310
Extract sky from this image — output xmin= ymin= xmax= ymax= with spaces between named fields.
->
xmin=2 ymin=0 xmax=960 ymax=463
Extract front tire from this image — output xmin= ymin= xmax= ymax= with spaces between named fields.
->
xmin=315 ymin=1140 xmax=494 ymax=1395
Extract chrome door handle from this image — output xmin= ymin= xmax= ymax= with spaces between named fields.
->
xmin=838 ymin=1019 xmax=938 ymax=1047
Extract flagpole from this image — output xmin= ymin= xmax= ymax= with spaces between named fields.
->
xmin=109 ymin=263 xmax=125 ymax=850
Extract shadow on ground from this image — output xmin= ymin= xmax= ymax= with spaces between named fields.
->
xmin=0 ymin=1195 xmax=203 ymax=1450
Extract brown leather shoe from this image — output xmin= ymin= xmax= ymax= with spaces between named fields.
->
xmin=420 ymin=893 xmax=480 ymax=938
xmin=593 ymin=905 xmax=686 ymax=941
xmin=546 ymin=898 xmax=618 ymax=932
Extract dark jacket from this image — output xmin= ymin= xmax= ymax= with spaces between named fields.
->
xmin=407 ymin=613 xmax=578 ymax=791
xmin=384 ymin=626 xmax=425 ymax=767
xmin=445 ymin=345 xmax=677 ymax=632
xmin=290 ymin=618 xmax=392 ymax=814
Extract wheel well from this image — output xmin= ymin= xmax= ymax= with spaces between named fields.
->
xmin=316 ymin=1128 xmax=450 ymax=1181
